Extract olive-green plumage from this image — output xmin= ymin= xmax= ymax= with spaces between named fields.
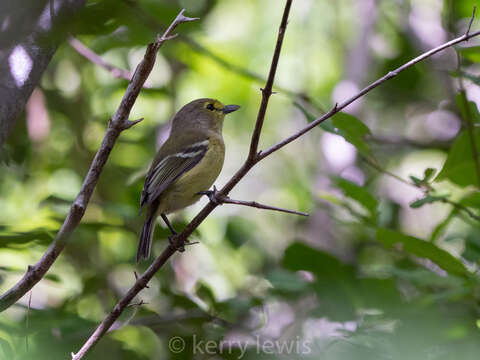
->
xmin=137 ymin=98 xmax=240 ymax=262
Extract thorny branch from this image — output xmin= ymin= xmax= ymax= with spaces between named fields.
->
xmin=70 ymin=1 xmax=293 ymax=358
xmin=71 ymin=2 xmax=480 ymax=359
xmin=0 ymin=9 xmax=198 ymax=313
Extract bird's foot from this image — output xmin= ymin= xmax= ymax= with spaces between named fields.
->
xmin=168 ymin=235 xmax=198 ymax=252
xmin=197 ymin=185 xmax=226 ymax=205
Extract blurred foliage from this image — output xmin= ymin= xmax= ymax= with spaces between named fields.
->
xmin=2 ymin=0 xmax=480 ymax=359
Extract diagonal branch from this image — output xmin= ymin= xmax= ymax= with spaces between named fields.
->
xmin=71 ymin=1 xmax=293 ymax=358
xmin=72 ymin=3 xmax=480 ymax=358
xmin=68 ymin=36 xmax=134 ymax=83
xmin=257 ymin=28 xmax=480 ymax=161
xmin=0 ymin=9 xmax=197 ymax=313
xmin=247 ymin=0 xmax=292 ymax=162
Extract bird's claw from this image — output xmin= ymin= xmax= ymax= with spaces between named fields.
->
xmin=168 ymin=235 xmax=198 ymax=252
xmin=197 ymin=185 xmax=224 ymax=205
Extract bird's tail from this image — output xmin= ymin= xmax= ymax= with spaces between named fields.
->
xmin=137 ymin=206 xmax=157 ymax=262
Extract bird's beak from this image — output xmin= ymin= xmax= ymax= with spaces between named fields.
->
xmin=222 ymin=104 xmax=240 ymax=114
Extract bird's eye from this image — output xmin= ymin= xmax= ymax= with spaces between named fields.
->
xmin=206 ymin=103 xmax=215 ymax=111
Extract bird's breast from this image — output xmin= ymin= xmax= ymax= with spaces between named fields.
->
xmin=160 ymin=135 xmax=225 ymax=213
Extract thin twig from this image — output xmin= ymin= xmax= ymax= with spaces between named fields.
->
xmin=443 ymin=199 xmax=480 ymax=222
xmin=122 ymin=0 xmax=323 ymax=110
xmin=257 ymin=28 xmax=480 ymax=161
xmin=68 ymin=36 xmax=135 ymax=84
xmin=71 ymin=2 xmax=293 ymax=358
xmin=0 ymin=9 xmax=196 ymax=313
xmin=362 ymin=156 xmax=480 ymax=223
xmin=220 ymin=197 xmax=309 ymax=217
xmin=73 ymin=4 xmax=480 ymax=358
xmin=466 ymin=6 xmax=477 ymax=38
xmin=248 ymin=0 xmax=292 ymax=161
xmin=69 ymin=10 xmax=199 ymax=359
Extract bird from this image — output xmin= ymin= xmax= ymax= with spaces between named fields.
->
xmin=137 ymin=98 xmax=240 ymax=262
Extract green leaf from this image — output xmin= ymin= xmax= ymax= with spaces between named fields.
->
xmin=294 ymin=102 xmax=372 ymax=155
xmin=376 ymin=228 xmax=469 ymax=277
xmin=0 ymin=230 xmax=54 ymax=247
xmin=460 ymin=192 xmax=480 ymax=209
xmin=294 ymin=101 xmax=336 ymax=133
xmin=195 ymin=282 xmax=217 ymax=310
xmin=409 ymin=175 xmax=424 ymax=187
xmin=458 ymin=46 xmax=480 ymax=63
xmin=334 ymin=177 xmax=378 ymax=218
xmin=266 ymin=269 xmax=309 ymax=293
xmin=332 ymin=112 xmax=372 ymax=156
xmin=436 ymin=129 xmax=480 ymax=187
xmin=410 ymin=192 xmax=450 ymax=209
xmin=456 ymin=92 xmax=480 ymax=124
xmin=423 ymin=168 xmax=436 ymax=181
xmin=462 ymin=234 xmax=480 ymax=263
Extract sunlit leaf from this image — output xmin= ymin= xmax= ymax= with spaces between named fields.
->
xmin=332 ymin=112 xmax=372 ymax=156
xmin=295 ymin=102 xmax=372 ymax=155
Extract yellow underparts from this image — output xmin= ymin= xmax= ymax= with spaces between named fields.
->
xmin=158 ymin=133 xmax=225 ymax=214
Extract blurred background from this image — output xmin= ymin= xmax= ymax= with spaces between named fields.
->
xmin=1 ymin=0 xmax=480 ymax=359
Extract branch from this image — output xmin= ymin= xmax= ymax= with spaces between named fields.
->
xmin=68 ymin=36 xmax=141 ymax=85
xmin=71 ymin=2 xmax=293 ymax=358
xmin=257 ymin=28 xmax=480 ymax=160
xmin=122 ymin=0 xmax=322 ymax=111
xmin=72 ymin=4 xmax=480 ymax=358
xmin=202 ymin=188 xmax=308 ymax=216
xmin=443 ymin=199 xmax=480 ymax=222
xmin=0 ymin=9 xmax=197 ymax=313
xmin=219 ymin=197 xmax=308 ymax=217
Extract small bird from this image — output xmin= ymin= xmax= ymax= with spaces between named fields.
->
xmin=137 ymin=98 xmax=240 ymax=262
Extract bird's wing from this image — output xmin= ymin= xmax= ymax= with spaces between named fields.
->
xmin=140 ymin=137 xmax=209 ymax=210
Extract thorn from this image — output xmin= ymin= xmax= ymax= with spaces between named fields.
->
xmin=122 ymin=117 xmax=144 ymax=130
xmin=169 ymin=235 xmax=184 ymax=252
xmin=128 ymin=299 xmax=148 ymax=307
xmin=72 ymin=201 xmax=85 ymax=213
xmin=134 ymin=271 xmax=149 ymax=288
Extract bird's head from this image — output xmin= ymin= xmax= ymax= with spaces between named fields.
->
xmin=171 ymin=98 xmax=240 ymax=134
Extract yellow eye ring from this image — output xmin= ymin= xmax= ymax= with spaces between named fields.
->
xmin=206 ymin=103 xmax=215 ymax=111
